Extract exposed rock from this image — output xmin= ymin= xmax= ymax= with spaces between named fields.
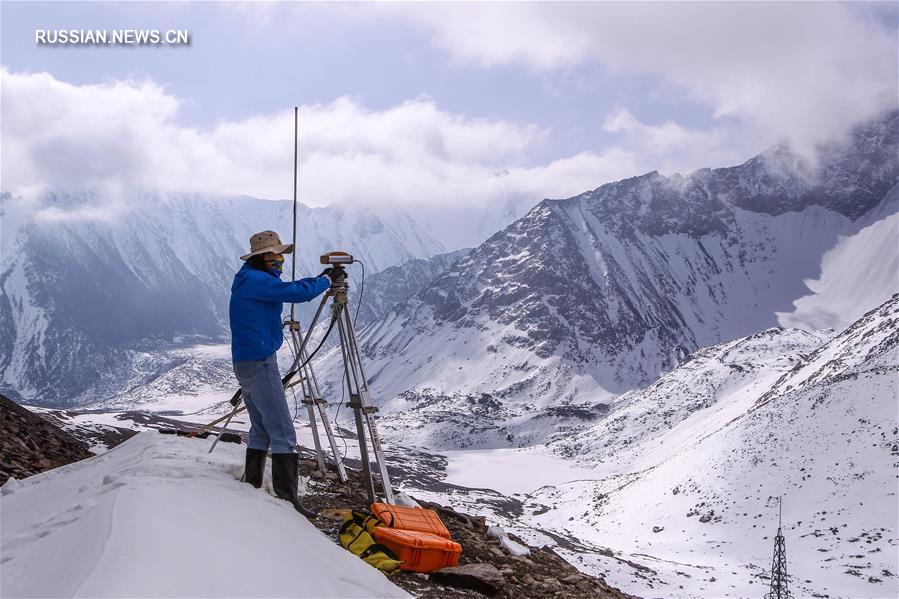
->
xmin=355 ymin=248 xmax=470 ymax=327
xmin=36 ymin=408 xmax=139 ymax=451
xmin=0 ymin=394 xmax=93 ymax=484
xmin=431 ymin=563 xmax=505 ymax=595
xmin=298 ymin=456 xmax=636 ymax=598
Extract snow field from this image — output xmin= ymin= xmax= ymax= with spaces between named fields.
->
xmin=0 ymin=432 xmax=408 ymax=598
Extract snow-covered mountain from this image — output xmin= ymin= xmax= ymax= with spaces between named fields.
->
xmin=526 ymin=294 xmax=898 ymax=598
xmin=0 ymin=191 xmax=444 ymax=407
xmin=355 ymin=248 xmax=470 ymax=327
xmin=336 ymin=110 xmax=898 ymax=450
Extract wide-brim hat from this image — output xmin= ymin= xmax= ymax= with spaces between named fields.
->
xmin=240 ymin=230 xmax=295 ymax=260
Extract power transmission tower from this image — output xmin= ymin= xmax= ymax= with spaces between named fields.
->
xmin=765 ymin=496 xmax=792 ymax=599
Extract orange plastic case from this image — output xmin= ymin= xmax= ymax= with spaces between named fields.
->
xmin=371 ymin=527 xmax=462 ymax=573
xmin=371 ymin=503 xmax=451 ymax=539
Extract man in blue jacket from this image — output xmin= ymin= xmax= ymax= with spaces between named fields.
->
xmin=229 ymin=230 xmax=331 ymax=518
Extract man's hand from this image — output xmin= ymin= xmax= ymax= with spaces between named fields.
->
xmin=318 ymin=267 xmax=335 ymax=281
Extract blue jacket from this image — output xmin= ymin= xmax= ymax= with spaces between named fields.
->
xmin=229 ymin=262 xmax=330 ymax=363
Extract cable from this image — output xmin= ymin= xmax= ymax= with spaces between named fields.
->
xmin=287 ymin=341 xmax=300 ymax=421
xmin=353 ymin=259 xmax=365 ymax=327
xmin=285 ymin=315 xmax=337 ymax=381
xmin=329 ymin=373 xmax=349 ymax=469
xmin=290 ymin=386 xmax=300 ymax=422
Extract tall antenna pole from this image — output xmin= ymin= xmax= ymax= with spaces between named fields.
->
xmin=291 ymin=106 xmax=298 ymax=319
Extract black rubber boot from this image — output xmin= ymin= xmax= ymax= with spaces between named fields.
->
xmin=271 ymin=453 xmax=318 ymax=519
xmin=243 ymin=448 xmax=267 ymax=489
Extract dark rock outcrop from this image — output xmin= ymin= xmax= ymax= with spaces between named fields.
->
xmin=355 ymin=248 xmax=470 ymax=327
xmin=431 ymin=563 xmax=506 ymax=595
xmin=298 ymin=455 xmax=635 ymax=598
xmin=0 ymin=394 xmax=93 ymax=484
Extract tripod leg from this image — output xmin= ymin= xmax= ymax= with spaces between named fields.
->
xmin=195 ymin=402 xmax=245 ymax=438
xmin=208 ymin=405 xmax=240 ymax=454
xmin=341 ymin=310 xmax=395 ymax=504
xmin=336 ymin=313 xmax=376 ymax=504
xmin=315 ymin=401 xmax=348 ymax=483
xmin=290 ymin=328 xmax=327 ymax=476
xmin=305 ymin=362 xmax=348 ymax=483
xmin=303 ymin=397 xmax=327 ymax=474
xmin=360 ymin=406 xmax=393 ymax=503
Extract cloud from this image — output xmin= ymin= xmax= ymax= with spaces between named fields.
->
xmin=386 ymin=2 xmax=897 ymax=156
xmin=33 ymin=204 xmax=122 ymax=223
xmin=0 ymin=68 xmax=646 ymax=208
xmin=601 ymin=108 xmax=748 ymax=175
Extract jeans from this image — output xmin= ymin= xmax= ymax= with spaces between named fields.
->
xmin=233 ymin=353 xmax=297 ymax=454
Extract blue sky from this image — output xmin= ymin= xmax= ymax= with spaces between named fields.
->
xmin=2 ymin=2 xmax=897 ymax=212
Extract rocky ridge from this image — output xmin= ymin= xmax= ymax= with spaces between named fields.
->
xmin=0 ymin=394 xmax=94 ymax=484
xmin=355 ymin=248 xmax=470 ymax=327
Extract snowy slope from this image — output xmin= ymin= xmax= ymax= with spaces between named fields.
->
xmin=520 ymin=296 xmax=899 ymax=598
xmin=778 ymin=186 xmax=899 ymax=331
xmin=325 ymin=110 xmax=898 ymax=451
xmin=547 ymin=326 xmax=831 ymax=468
xmin=0 ymin=431 xmax=409 ymax=598
xmin=0 ymin=191 xmax=444 ymax=407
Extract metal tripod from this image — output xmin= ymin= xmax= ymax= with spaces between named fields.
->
xmin=303 ymin=256 xmax=395 ymax=505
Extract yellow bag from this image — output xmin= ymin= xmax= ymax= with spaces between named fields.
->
xmin=338 ymin=510 xmax=403 ymax=574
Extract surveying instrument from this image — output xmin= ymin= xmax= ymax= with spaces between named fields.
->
xmin=300 ymin=250 xmax=394 ymax=505
xmin=201 ymin=106 xmax=394 ymax=505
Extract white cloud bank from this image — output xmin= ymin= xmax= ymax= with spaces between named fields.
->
xmin=389 ymin=2 xmax=897 ymax=157
xmin=1 ymin=68 xmax=649 ymax=207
